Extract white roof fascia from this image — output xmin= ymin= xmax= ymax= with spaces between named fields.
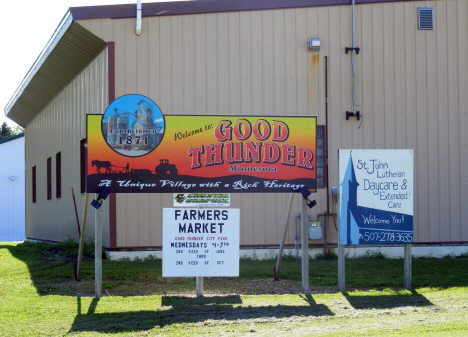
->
xmin=4 ymin=10 xmax=73 ymax=116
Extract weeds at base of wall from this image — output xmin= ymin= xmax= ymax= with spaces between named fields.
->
xmin=248 ymin=248 xmax=468 ymax=262
xmin=343 ymin=249 xmax=386 ymax=260
xmin=133 ymin=254 xmax=161 ymax=262
xmin=273 ymin=250 xmax=338 ymax=261
xmin=359 ymin=250 xmax=387 ymax=260
xmin=443 ymin=251 xmax=468 ymax=259
xmin=240 ymin=251 xmax=259 ymax=261
xmin=313 ymin=250 xmax=338 ymax=260
xmin=415 ymin=250 xmax=468 ymax=259
xmin=144 ymin=254 xmax=160 ymax=262
xmin=278 ymin=250 xmax=299 ymax=261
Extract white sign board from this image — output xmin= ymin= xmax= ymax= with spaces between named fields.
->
xmin=338 ymin=149 xmax=413 ymax=245
xmin=173 ymin=193 xmax=230 ymax=207
xmin=163 ymin=208 xmax=240 ymax=277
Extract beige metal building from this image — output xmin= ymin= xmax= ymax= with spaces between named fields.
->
xmin=4 ymin=0 xmax=468 ymax=254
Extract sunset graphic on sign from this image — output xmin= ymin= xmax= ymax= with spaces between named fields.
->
xmin=87 ymin=114 xmax=316 ymax=193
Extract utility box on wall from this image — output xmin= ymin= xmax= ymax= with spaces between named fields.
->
xmin=309 ymin=222 xmax=322 ymax=240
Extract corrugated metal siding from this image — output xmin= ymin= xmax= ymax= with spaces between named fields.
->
xmin=0 ymin=136 xmax=25 ymax=241
xmin=79 ymin=12 xmax=327 ymax=248
xmin=25 ymin=50 xmax=110 ymax=245
xmin=78 ymin=0 xmax=468 ymax=247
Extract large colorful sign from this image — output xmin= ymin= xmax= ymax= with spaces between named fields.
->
xmin=339 ymin=149 xmax=413 ymax=245
xmin=87 ymin=95 xmax=317 ymax=193
xmin=162 ymin=208 xmax=240 ymax=277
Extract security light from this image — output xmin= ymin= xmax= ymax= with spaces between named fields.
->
xmin=308 ymin=38 xmax=320 ymax=52
xmin=294 ymin=185 xmax=317 ymax=209
xmin=91 ymin=187 xmax=111 ymax=209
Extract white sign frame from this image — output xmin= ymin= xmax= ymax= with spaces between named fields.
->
xmin=338 ymin=149 xmax=414 ymax=245
xmin=162 ymin=208 xmax=240 ymax=277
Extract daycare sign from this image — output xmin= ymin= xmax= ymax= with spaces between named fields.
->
xmin=87 ymin=94 xmax=317 ymax=193
xmin=338 ymin=149 xmax=413 ymax=245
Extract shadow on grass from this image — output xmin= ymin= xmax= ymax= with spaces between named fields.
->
xmin=1 ymin=242 xmax=154 ymax=296
xmin=343 ymin=290 xmax=433 ymax=310
xmin=69 ymin=294 xmax=334 ymax=333
xmin=0 ymin=243 xmax=91 ymax=295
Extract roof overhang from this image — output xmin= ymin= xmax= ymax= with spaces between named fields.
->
xmin=4 ymin=11 xmax=107 ymax=127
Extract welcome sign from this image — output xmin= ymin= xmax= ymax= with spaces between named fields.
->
xmin=338 ymin=149 xmax=413 ymax=245
xmin=87 ymin=95 xmax=317 ymax=193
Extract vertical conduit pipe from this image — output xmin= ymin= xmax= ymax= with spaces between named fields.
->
xmin=352 ymin=0 xmax=356 ymax=116
xmin=325 ymin=56 xmax=330 ymax=256
xmin=325 ymin=56 xmax=329 ymax=217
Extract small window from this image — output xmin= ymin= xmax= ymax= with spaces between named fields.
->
xmin=47 ymin=157 xmax=52 ymax=200
xmin=32 ymin=165 xmax=37 ymax=203
xmin=80 ymin=139 xmax=87 ymax=193
xmin=56 ymin=152 xmax=61 ymax=199
xmin=316 ymin=125 xmax=327 ymax=188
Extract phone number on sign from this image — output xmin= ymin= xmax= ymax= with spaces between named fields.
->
xmin=360 ymin=231 xmax=413 ymax=243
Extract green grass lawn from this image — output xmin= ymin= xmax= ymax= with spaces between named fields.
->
xmin=1 ymin=241 xmax=467 ymax=336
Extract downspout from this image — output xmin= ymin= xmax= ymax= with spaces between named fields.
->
xmin=352 ymin=0 xmax=356 ymax=116
xmin=345 ymin=0 xmax=360 ymax=121
xmin=136 ymin=0 xmax=142 ymax=36
xmin=317 ymin=56 xmax=337 ymax=257
xmin=325 ymin=56 xmax=329 ymax=256
xmin=325 ymin=56 xmax=329 ymax=217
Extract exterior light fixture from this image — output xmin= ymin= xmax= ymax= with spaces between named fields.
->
xmin=91 ymin=187 xmax=111 ymax=209
xmin=294 ymin=185 xmax=317 ymax=209
xmin=307 ymin=39 xmax=320 ymax=52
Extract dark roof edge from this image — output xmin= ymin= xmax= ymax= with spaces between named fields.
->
xmin=0 ymin=133 xmax=24 ymax=145
xmin=70 ymin=0 xmax=412 ymax=20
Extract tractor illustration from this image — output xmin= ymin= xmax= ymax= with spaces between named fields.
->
xmin=155 ymin=159 xmax=178 ymax=175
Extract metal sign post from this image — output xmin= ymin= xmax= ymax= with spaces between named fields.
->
xmin=95 ymin=194 xmax=102 ymax=298
xmin=337 ymin=244 xmax=345 ymax=292
xmin=274 ymin=193 xmax=294 ymax=281
xmin=89 ymin=188 xmax=110 ymax=299
xmin=196 ymin=277 xmax=203 ymax=297
xmin=404 ymin=244 xmax=412 ymax=290
xmin=301 ymin=198 xmax=309 ymax=294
